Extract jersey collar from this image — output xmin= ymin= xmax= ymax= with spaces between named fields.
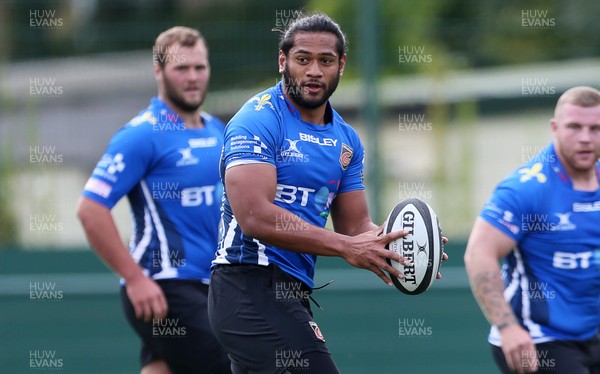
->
xmin=548 ymin=142 xmax=600 ymax=187
xmin=149 ymin=96 xmax=209 ymax=129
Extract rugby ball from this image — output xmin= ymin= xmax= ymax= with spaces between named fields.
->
xmin=384 ymin=198 xmax=443 ymax=295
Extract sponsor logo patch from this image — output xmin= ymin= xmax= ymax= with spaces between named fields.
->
xmin=84 ymin=177 xmax=112 ymax=198
xmin=339 ymin=143 xmax=353 ymax=170
xmin=518 ymin=163 xmax=547 ymax=183
xmin=176 ymin=147 xmax=199 ymax=167
xmin=249 ymin=93 xmax=275 ymax=111
xmin=309 ymin=321 xmax=325 ymax=342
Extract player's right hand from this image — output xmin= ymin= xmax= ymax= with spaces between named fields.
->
xmin=342 ymin=225 xmax=409 ymax=286
xmin=500 ymin=324 xmax=538 ymax=373
xmin=125 ymin=275 xmax=168 ymax=322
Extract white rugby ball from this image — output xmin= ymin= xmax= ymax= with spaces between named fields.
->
xmin=384 ymin=198 xmax=443 ymax=295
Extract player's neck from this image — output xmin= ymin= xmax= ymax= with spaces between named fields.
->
xmin=160 ymin=96 xmax=204 ymax=128
xmin=286 ymin=96 xmax=328 ymax=125
xmin=563 ymin=163 xmax=599 ymax=191
xmin=179 ymin=111 xmax=204 ymax=129
xmin=298 ymin=107 xmax=326 ymax=125
xmin=571 ymin=173 xmax=599 ymax=191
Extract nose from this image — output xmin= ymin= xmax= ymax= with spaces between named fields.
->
xmin=186 ymin=68 xmax=199 ymax=81
xmin=306 ymin=60 xmax=323 ymax=78
xmin=579 ymin=127 xmax=592 ymax=143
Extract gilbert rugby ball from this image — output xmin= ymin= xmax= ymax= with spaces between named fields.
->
xmin=384 ymin=198 xmax=443 ymax=295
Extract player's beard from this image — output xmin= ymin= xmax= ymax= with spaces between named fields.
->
xmin=562 ymin=148 xmax=600 ymax=174
xmin=163 ymin=74 xmax=206 ymax=113
xmin=282 ymin=63 xmax=340 ymax=110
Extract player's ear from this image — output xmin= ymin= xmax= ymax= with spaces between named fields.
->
xmin=338 ymin=54 xmax=347 ymax=76
xmin=278 ymin=51 xmax=286 ymax=74
xmin=550 ymin=118 xmax=558 ymax=133
xmin=153 ymin=63 xmax=162 ymax=82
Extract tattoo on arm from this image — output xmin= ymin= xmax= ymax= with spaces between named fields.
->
xmin=471 ymin=271 xmax=517 ymax=329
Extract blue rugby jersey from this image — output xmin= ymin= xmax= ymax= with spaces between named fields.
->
xmin=480 ymin=144 xmax=600 ymax=344
xmin=213 ymin=82 xmax=365 ymax=288
xmin=82 ymin=97 xmax=224 ymax=283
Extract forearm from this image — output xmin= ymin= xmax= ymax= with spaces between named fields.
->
xmin=341 ymin=219 xmax=378 ymax=236
xmin=329 ymin=190 xmax=378 ymax=236
xmin=238 ymin=202 xmax=349 ymax=257
xmin=466 ymin=257 xmax=518 ymax=330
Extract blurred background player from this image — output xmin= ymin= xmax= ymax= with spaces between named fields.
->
xmin=208 ymin=13 xmax=446 ymax=374
xmin=77 ymin=26 xmax=231 ymax=374
xmin=465 ymin=86 xmax=600 ymax=374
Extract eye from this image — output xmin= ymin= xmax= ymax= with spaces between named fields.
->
xmin=296 ymin=56 xmax=309 ymax=64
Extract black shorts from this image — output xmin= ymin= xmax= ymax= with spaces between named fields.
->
xmin=491 ymin=336 xmax=600 ymax=374
xmin=208 ymin=264 xmax=339 ymax=374
xmin=121 ymin=279 xmax=231 ymax=374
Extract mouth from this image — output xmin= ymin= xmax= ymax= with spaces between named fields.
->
xmin=575 ymin=150 xmax=597 ymax=160
xmin=304 ymin=82 xmax=323 ymax=94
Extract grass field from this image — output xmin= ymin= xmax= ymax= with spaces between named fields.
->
xmin=0 ymin=246 xmax=498 ymax=373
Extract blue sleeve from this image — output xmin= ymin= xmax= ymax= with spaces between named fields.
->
xmin=222 ymin=100 xmax=281 ymax=169
xmin=82 ymin=124 xmax=155 ymax=209
xmin=337 ymin=132 xmax=365 ymax=194
xmin=479 ymin=176 xmax=533 ymax=242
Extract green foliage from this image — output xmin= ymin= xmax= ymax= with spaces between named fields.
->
xmin=8 ymin=0 xmax=308 ymax=89
xmin=307 ymin=0 xmax=600 ymax=77
xmin=7 ymin=0 xmax=600 ymax=89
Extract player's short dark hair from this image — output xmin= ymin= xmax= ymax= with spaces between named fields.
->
xmin=278 ymin=13 xmax=347 ymax=58
xmin=153 ymin=26 xmax=207 ymax=68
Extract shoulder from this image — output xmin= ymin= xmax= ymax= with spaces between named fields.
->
xmin=491 ymin=149 xmax=556 ymax=211
xmin=231 ymin=86 xmax=285 ymax=123
xmin=225 ymin=87 xmax=287 ymax=142
xmin=500 ymin=147 xmax=555 ymax=193
xmin=109 ymin=109 xmax=157 ymax=145
xmin=504 ymin=163 xmax=548 ymax=186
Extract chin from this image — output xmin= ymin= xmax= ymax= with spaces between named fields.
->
xmin=300 ymin=96 xmax=326 ymax=109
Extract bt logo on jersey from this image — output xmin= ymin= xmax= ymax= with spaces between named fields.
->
xmin=552 ymin=251 xmax=593 ymax=269
xmin=181 ymin=186 xmax=216 ymax=207
xmin=275 ymin=184 xmax=315 ymax=207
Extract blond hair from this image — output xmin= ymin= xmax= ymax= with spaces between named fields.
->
xmin=153 ymin=26 xmax=206 ymax=68
xmin=555 ymin=86 xmax=600 ymax=117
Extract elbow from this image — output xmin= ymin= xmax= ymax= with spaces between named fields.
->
xmin=464 ymin=242 xmax=497 ymax=277
xmin=463 ymin=244 xmax=478 ymax=274
xmin=235 ymin=210 xmax=267 ymax=240
xmin=76 ymin=201 xmax=88 ymax=225
xmin=463 ymin=253 xmax=473 ymax=275
xmin=76 ymin=198 xmax=98 ymax=229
